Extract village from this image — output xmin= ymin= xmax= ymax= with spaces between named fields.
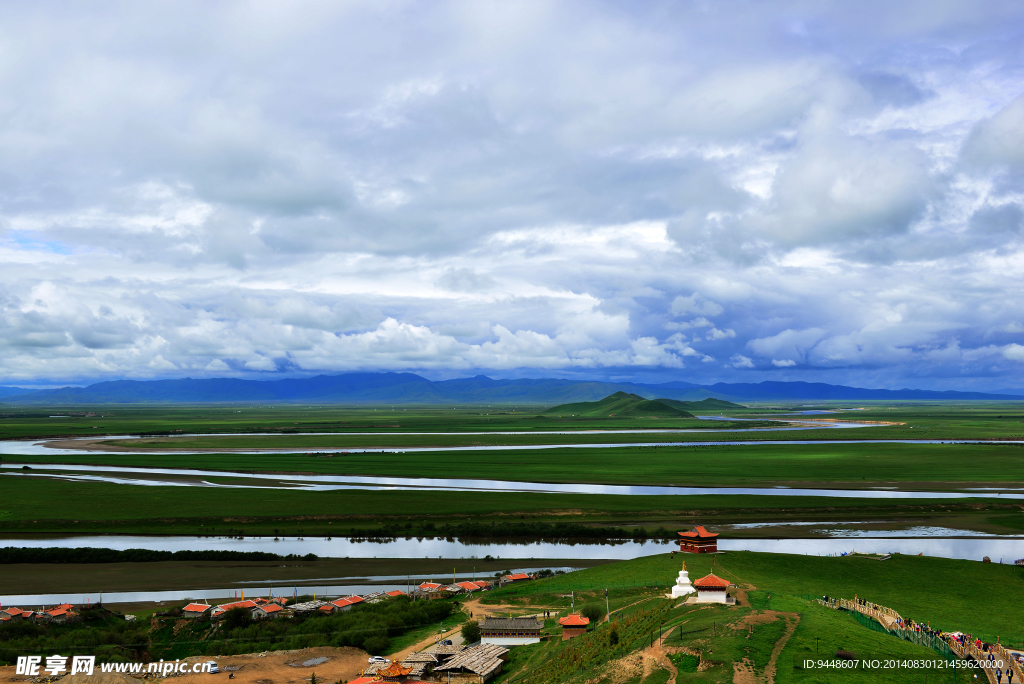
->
xmin=1 ymin=527 xmax=746 ymax=684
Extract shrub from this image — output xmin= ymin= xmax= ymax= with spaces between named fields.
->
xmin=580 ymin=604 xmax=604 ymax=622
xmin=461 ymin=620 xmax=481 ymax=644
xmin=362 ymin=635 xmax=389 ymax=655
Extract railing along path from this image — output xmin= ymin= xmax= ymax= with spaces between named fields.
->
xmin=825 ymin=595 xmax=1023 ymax=684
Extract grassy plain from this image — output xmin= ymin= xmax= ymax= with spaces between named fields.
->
xmin=3 ymin=401 xmax=1024 ymax=536
xmin=1 ymin=401 xmax=1024 ymax=441
xmin=9 ymin=441 xmax=1024 ymax=490
xmin=1 ymin=557 xmax=612 ymax=594
xmin=2 ymin=475 xmax=1018 ymax=536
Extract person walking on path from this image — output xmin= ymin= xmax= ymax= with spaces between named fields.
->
xmin=996 ymin=669 xmax=1002 ymax=683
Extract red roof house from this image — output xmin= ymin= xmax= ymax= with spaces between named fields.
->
xmin=253 ymin=603 xmax=283 ymax=619
xmin=183 ymin=603 xmax=212 ymax=618
xmin=558 ymin=614 xmax=590 ymax=640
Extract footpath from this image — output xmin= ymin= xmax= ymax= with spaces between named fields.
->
xmin=831 ymin=596 xmax=1023 ymax=684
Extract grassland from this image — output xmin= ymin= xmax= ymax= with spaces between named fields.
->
xmin=1 ymin=401 xmax=1024 ymax=441
xmin=485 ymin=550 xmax=1024 ymax=645
xmin=2 ymin=402 xmax=1023 ymax=540
xmin=10 ymin=441 xmax=1024 ymax=491
xmin=481 ymin=549 xmax=1021 ymax=683
xmin=4 ymin=474 xmax=1021 ymax=536
xmin=0 ymin=557 xmax=613 ymax=595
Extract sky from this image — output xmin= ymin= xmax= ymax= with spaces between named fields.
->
xmin=1 ymin=1 xmax=1024 ymax=390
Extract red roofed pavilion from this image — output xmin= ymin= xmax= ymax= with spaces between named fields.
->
xmin=558 ymin=613 xmax=590 ymax=640
xmin=692 ymin=572 xmax=735 ymax=604
xmin=678 ymin=525 xmax=718 ymax=553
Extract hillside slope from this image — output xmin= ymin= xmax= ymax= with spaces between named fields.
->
xmin=544 ymin=392 xmax=695 ymax=418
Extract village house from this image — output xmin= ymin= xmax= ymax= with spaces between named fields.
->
xmin=434 ymin=643 xmax=509 ymax=683
xmin=400 ymin=653 xmax=438 ymax=679
xmin=479 ymin=616 xmax=543 ymax=645
xmin=500 ymin=572 xmax=532 ymax=586
xmin=0 ymin=607 xmax=26 ymax=621
xmin=386 ymin=590 xmax=407 ymax=598
xmin=211 ymin=600 xmax=258 ymax=620
xmin=678 ymin=525 xmax=719 ymax=553
xmin=558 ymin=613 xmax=590 ymax=640
xmin=182 ymin=603 xmax=212 ymax=619
xmin=430 ymin=643 xmax=465 ymax=663
xmin=455 ymin=580 xmax=492 ymax=593
xmin=252 ymin=603 xmax=283 ymax=619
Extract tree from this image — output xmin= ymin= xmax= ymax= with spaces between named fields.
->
xmin=223 ymin=607 xmax=252 ymax=630
xmin=581 ymin=603 xmax=605 ymax=622
xmin=461 ymin=620 xmax=481 ymax=644
xmin=362 ymin=635 xmax=389 ymax=655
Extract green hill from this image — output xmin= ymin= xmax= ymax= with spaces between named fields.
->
xmin=656 ymin=396 xmax=745 ymax=411
xmin=544 ymin=391 xmax=694 ymax=418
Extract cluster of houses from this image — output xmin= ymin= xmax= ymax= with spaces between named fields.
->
xmin=355 ymin=641 xmax=511 ymax=684
xmin=177 ymin=577 xmax=503 ymax=623
xmin=0 ymin=604 xmax=79 ymax=625
xmin=348 ymin=614 xmax=591 ymax=684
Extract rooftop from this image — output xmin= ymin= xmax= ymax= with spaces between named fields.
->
xmin=558 ymin=614 xmax=590 ymax=627
xmin=678 ymin=525 xmax=718 ymax=539
xmin=435 ymin=643 xmax=509 ymax=677
xmin=693 ymin=572 xmax=732 ymax=588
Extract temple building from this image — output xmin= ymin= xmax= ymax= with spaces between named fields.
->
xmin=479 ymin=616 xmax=543 ymax=645
xmin=678 ymin=525 xmax=719 ymax=553
xmin=692 ymin=573 xmax=735 ymax=604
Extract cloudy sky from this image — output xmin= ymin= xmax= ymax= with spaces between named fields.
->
xmin=2 ymin=1 xmax=1024 ymax=390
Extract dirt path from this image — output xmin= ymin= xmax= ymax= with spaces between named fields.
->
xmin=763 ymin=613 xmax=799 ymax=683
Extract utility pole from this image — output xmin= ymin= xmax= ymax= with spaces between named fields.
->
xmin=604 ymin=588 xmax=609 ymax=622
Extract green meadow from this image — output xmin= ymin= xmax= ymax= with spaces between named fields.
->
xmin=481 ymin=549 xmax=1021 ymax=683
xmin=0 ymin=475 xmax=1019 ymax=536
xmin=2 ymin=401 xmax=1024 ymax=441
xmin=9 ymin=441 xmax=1024 ymax=490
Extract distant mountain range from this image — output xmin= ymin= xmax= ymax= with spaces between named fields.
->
xmin=0 ymin=373 xmax=1021 ymax=404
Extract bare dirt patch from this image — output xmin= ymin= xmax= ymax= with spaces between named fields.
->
xmin=170 ymin=647 xmax=367 ymax=684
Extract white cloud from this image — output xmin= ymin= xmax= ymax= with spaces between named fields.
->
xmin=0 ymin=1 xmax=1022 ymax=389
xmin=731 ymin=355 xmax=755 ymax=368
xmin=1004 ymin=344 xmax=1024 ymax=362
xmin=671 ymin=294 xmax=724 ymax=318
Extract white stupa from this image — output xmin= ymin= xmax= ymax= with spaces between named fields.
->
xmin=670 ymin=562 xmax=696 ymax=598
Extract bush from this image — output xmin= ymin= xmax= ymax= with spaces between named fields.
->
xmin=362 ymin=635 xmax=389 ymax=655
xmin=580 ymin=604 xmax=604 ymax=622
xmin=223 ymin=607 xmax=252 ymax=630
xmin=461 ymin=620 xmax=481 ymax=644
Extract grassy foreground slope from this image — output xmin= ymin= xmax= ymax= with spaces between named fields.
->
xmin=488 ymin=550 xmax=1024 ymax=644
xmin=482 ymin=550 xmax=1017 ymax=683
